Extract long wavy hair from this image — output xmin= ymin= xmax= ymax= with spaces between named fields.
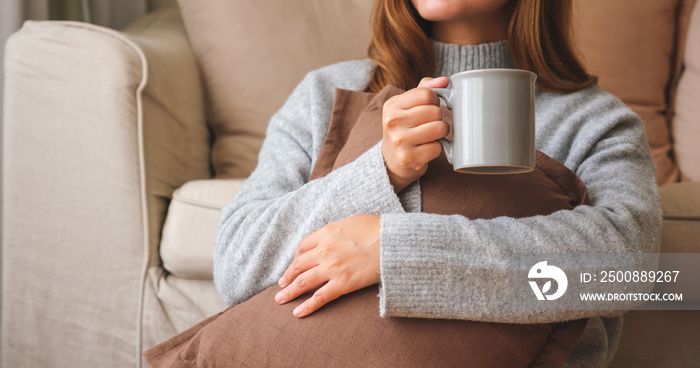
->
xmin=366 ymin=0 xmax=597 ymax=94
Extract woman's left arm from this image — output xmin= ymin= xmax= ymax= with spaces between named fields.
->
xmin=376 ymin=89 xmax=662 ymax=323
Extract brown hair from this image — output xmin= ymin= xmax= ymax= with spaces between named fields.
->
xmin=366 ymin=0 xmax=597 ymax=94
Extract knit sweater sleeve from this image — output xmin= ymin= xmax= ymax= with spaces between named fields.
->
xmin=378 ymin=87 xmax=663 ymax=323
xmin=213 ymin=63 xmax=404 ymax=306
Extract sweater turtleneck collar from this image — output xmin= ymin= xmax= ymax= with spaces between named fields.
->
xmin=431 ymin=39 xmax=516 ymax=78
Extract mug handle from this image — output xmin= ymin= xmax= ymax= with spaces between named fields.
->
xmin=431 ymin=87 xmax=454 ymax=165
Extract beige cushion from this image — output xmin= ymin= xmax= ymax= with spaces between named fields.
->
xmin=176 ymin=0 xmax=375 ymax=178
xmin=573 ymin=0 xmax=695 ymax=187
xmin=610 ymin=309 xmax=700 ymax=367
xmin=656 ymin=182 xmax=700 ymax=302
xmin=674 ymin=2 xmax=700 ymax=182
xmin=160 ymin=179 xmax=245 ymax=279
xmin=147 ymin=271 xmax=228 ymax=333
xmin=659 ymin=182 xmax=700 ymax=253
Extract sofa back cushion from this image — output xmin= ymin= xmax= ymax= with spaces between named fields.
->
xmin=178 ymin=0 xmax=696 ymax=185
xmin=573 ymin=0 xmax=696 ymax=186
xmin=176 ymin=0 xmax=374 ymax=178
xmin=673 ymin=2 xmax=700 ymax=182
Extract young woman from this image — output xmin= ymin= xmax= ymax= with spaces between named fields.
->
xmin=214 ymin=0 xmax=661 ymax=365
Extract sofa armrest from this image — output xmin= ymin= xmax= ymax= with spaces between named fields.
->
xmin=659 ymin=182 xmax=700 ymax=253
xmin=2 ymin=7 xmax=209 ymax=367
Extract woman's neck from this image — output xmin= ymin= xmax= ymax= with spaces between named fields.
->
xmin=429 ymin=5 xmax=511 ymax=45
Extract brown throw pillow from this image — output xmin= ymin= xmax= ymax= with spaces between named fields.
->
xmin=145 ymin=286 xmax=586 ymax=367
xmin=144 ymin=85 xmax=589 ymax=367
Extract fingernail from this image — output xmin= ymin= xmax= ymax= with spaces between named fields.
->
xmin=275 ymin=292 xmax=284 ymax=303
xmin=293 ymin=305 xmax=303 ymax=317
xmin=278 ymin=277 xmax=286 ymax=288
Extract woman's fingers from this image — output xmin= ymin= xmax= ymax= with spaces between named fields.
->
xmin=275 ymin=214 xmax=381 ymax=317
xmin=275 ymin=266 xmax=327 ymax=305
xmin=418 ymin=76 xmax=449 ymax=89
xmin=381 ymin=81 xmax=451 ymax=193
xmin=291 ymin=281 xmax=344 ymax=318
xmin=401 ymin=104 xmax=443 ymax=129
xmin=411 ymin=141 xmax=445 ymax=166
xmin=382 ymin=117 xmax=447 ymax=187
xmin=296 ymin=229 xmax=321 ymax=257
xmin=402 ymin=119 xmax=450 ymax=146
xmin=385 ymin=87 xmax=439 ymax=111
xmin=279 ymin=240 xmax=319 ymax=288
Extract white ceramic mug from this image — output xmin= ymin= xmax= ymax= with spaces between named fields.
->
xmin=432 ymin=69 xmax=537 ymax=174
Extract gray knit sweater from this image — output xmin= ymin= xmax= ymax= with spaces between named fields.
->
xmin=214 ymin=41 xmax=662 ymax=366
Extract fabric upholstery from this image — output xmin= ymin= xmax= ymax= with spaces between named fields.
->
xmin=609 ymin=182 xmax=700 ymax=368
xmin=122 ymin=7 xmax=212 ymax=268
xmin=610 ymin=309 xmax=700 ymax=367
xmin=655 ymin=182 xmax=700 ymax=303
xmin=146 ymin=270 xmax=228 ymax=334
xmin=2 ymin=20 xmax=148 ymax=368
xmin=573 ymin=0 xmax=696 ymax=186
xmin=122 ymin=8 xmax=215 ymax=361
xmin=175 ymin=0 xmax=375 ymax=178
xmin=144 ymin=85 xmax=590 ymax=368
xmin=2 ymin=8 xmax=211 ymax=367
xmin=674 ymin=2 xmax=700 ymax=182
xmin=659 ymin=183 xmax=700 ymax=253
xmin=160 ymin=179 xmax=245 ymax=280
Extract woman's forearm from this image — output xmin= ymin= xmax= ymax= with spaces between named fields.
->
xmin=214 ymin=139 xmax=402 ymax=306
xmin=378 ymin=92 xmax=663 ymax=323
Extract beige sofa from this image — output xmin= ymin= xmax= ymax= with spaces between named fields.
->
xmin=2 ymin=1 xmax=699 ymax=367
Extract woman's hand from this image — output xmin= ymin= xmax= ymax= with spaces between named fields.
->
xmin=275 ymin=214 xmax=381 ymax=317
xmin=382 ymin=77 xmax=450 ymax=193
